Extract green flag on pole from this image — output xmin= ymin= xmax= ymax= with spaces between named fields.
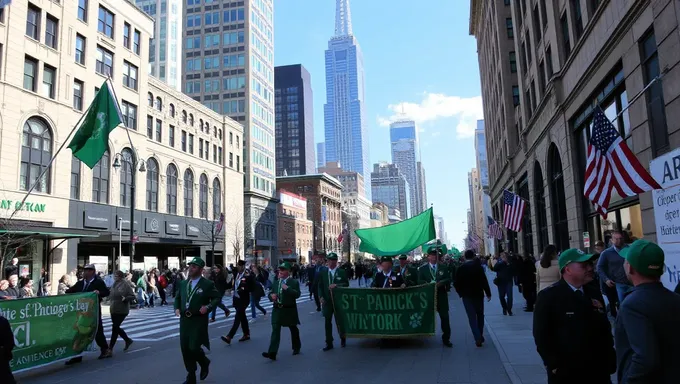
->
xmin=355 ymin=208 xmax=436 ymax=256
xmin=68 ymin=79 xmax=123 ymax=168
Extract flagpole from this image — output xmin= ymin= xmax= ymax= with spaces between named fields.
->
xmin=612 ymin=72 xmax=665 ymax=122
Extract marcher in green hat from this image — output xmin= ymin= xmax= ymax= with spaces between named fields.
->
xmin=317 ymin=252 xmax=349 ymax=350
xmin=262 ymin=262 xmax=302 ymax=361
xmin=394 ymin=254 xmax=418 ymax=287
xmin=173 ymin=257 xmax=221 ymax=384
xmin=418 ymin=246 xmax=452 ymax=347
xmin=372 ymin=256 xmax=405 ymax=288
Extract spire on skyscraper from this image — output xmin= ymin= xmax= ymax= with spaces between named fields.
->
xmin=334 ymin=0 xmax=353 ymax=36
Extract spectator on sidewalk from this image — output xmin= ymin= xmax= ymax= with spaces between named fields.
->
xmin=533 ymin=248 xmax=615 ymax=383
xmin=536 ymin=245 xmax=560 ymax=292
xmin=454 ymin=249 xmax=492 ymax=347
xmin=518 ymin=254 xmax=537 ymax=312
xmin=0 ymin=314 xmax=15 ymax=384
xmin=615 ymin=240 xmax=680 ymax=384
xmin=492 ymin=252 xmax=514 ymax=316
xmin=597 ymin=230 xmax=633 ymax=303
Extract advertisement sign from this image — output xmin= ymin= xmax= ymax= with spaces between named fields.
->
xmin=279 ymin=191 xmax=307 ymax=210
xmin=650 ymin=148 xmax=680 ymax=290
xmin=1 ymin=293 xmax=99 ymax=372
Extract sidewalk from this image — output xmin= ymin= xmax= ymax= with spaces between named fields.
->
xmin=482 ymin=274 xmax=547 ymax=384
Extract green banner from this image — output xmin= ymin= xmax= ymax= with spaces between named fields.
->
xmin=0 ymin=293 xmax=99 ymax=372
xmin=332 ymin=284 xmax=438 ymax=338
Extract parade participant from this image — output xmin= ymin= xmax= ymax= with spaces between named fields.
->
xmin=395 ymin=254 xmax=417 ymax=287
xmin=221 ymin=260 xmax=254 ymax=345
xmin=318 ymin=252 xmax=349 ymax=351
xmin=262 ymin=262 xmax=301 ymax=361
xmin=372 ymin=256 xmax=405 ymax=288
xmin=418 ymin=246 xmax=452 ymax=347
xmin=533 ymin=249 xmax=615 ymax=383
xmin=615 ymin=240 xmax=680 ymax=383
xmin=173 ymin=257 xmax=220 ymax=384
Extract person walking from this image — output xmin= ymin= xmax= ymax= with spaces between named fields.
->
xmin=209 ymin=265 xmax=231 ymax=322
xmin=107 ymin=270 xmax=136 ymax=355
xmin=309 ymin=257 xmax=322 ymax=311
xmin=395 ymin=254 xmax=418 ymax=287
xmin=318 ymin=253 xmax=349 ymax=351
xmin=615 ymin=240 xmax=680 ymax=383
xmin=536 ymin=245 xmax=560 ymax=292
xmin=492 ymin=252 xmax=515 ymax=315
xmin=250 ymin=265 xmax=268 ymax=319
xmin=454 ymin=250 xmax=492 ymax=347
xmin=418 ymin=246 xmax=452 ymax=347
xmin=597 ymin=230 xmax=633 ymax=303
xmin=221 ymin=260 xmax=254 ymax=345
xmin=533 ymin=249 xmax=615 ymax=383
xmin=262 ymin=262 xmax=301 ymax=361
xmin=519 ymin=254 xmax=537 ymax=312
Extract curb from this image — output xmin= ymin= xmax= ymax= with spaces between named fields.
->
xmin=484 ymin=317 xmax=523 ymax=384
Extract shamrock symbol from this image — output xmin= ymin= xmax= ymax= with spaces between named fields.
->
xmin=409 ymin=312 xmax=423 ymax=328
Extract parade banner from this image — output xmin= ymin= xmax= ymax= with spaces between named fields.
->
xmin=332 ymin=283 xmax=437 ymax=338
xmin=0 ymin=293 xmax=99 ymax=372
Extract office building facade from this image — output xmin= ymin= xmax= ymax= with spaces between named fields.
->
xmin=316 ymin=142 xmax=326 ymax=171
xmin=370 ymin=162 xmax=410 ymax=222
xmin=390 ymin=119 xmax=421 ymax=218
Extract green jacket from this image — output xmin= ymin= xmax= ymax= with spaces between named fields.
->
xmin=393 ymin=264 xmax=418 ymax=287
xmin=417 ymin=263 xmax=451 ymax=312
xmin=173 ymin=277 xmax=220 ymax=350
xmin=268 ymin=277 xmax=301 ymax=327
xmin=317 ymin=266 xmax=349 ymax=316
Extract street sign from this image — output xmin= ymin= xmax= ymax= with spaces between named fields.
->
xmin=583 ymin=232 xmax=590 ymax=248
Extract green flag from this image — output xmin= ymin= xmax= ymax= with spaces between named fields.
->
xmin=68 ymin=80 xmax=123 ymax=168
xmin=355 ymin=208 xmax=436 ymax=256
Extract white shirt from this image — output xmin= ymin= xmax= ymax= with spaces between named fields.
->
xmin=190 ymin=277 xmax=201 ymax=291
xmin=565 ymin=281 xmax=584 ymax=294
xmin=328 ymin=267 xmax=337 ymax=280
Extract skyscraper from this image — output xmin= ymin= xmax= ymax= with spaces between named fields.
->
xmin=390 ymin=119 xmax=420 ymax=218
xmin=275 ymin=64 xmax=314 ymax=176
xmin=416 ymin=161 xmax=428 ymax=211
xmin=136 ymin=0 xmax=183 ymax=90
xmin=182 ymin=0 xmax=276 ymax=259
xmin=324 ymin=0 xmax=371 ymax=199
xmin=316 ymin=142 xmax=326 ymax=171
xmin=371 ymin=163 xmax=410 ymax=222
xmin=475 ymin=119 xmax=494 ymax=255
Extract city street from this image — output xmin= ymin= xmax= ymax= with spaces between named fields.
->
xmin=13 ymin=279 xmax=543 ymax=384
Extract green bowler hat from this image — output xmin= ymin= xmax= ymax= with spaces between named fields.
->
xmin=558 ymin=248 xmax=595 ymax=270
xmin=326 ymin=252 xmax=338 ymax=260
xmin=187 ymin=257 xmax=206 ymax=268
xmin=279 ymin=262 xmax=292 ymax=270
xmin=619 ymin=239 xmax=665 ymax=277
xmin=380 ymin=256 xmax=395 ymax=263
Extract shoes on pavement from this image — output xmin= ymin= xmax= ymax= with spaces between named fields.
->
xmin=442 ymin=341 xmax=453 ymax=348
xmin=524 ymin=308 xmax=533 ymax=312
xmin=65 ymin=356 xmax=83 ymax=365
xmin=124 ymin=339 xmax=134 ymax=351
xmin=316 ymin=307 xmax=321 ymax=312
xmin=221 ymin=335 xmax=232 ymax=345
xmin=340 ymin=338 xmax=346 ymax=348
xmin=322 ymin=344 xmax=333 ymax=352
xmin=224 ymin=309 xmax=231 ymax=318
xmin=481 ymin=336 xmax=485 ymax=343
xmin=209 ymin=318 xmax=216 ymax=323
xmin=97 ymin=349 xmax=112 ymax=359
xmin=262 ymin=352 xmax=277 ymax=361
xmin=475 ymin=341 xmax=483 ymax=347
xmin=508 ymin=310 xmax=514 ymax=316
xmin=292 ymin=349 xmax=300 ymax=355
xmin=239 ymin=335 xmax=250 ymax=342
xmin=199 ymin=358 xmax=210 ymax=381
xmin=502 ymin=309 xmax=507 ymax=315
xmin=183 ymin=374 xmax=197 ymax=384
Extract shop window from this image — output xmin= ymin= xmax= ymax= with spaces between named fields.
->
xmin=640 ymin=30 xmax=669 ymax=154
xmin=533 ymin=161 xmax=549 ymax=253
xmin=519 ymin=175 xmax=533 ymax=256
xmin=166 ymin=164 xmax=178 ymax=214
xmin=213 ymin=178 xmax=222 ymax=219
xmin=21 ymin=117 xmax=53 ymax=193
xmin=146 ymin=158 xmax=159 ymax=212
xmin=119 ymin=148 xmax=133 ymax=207
xmin=199 ymin=174 xmax=208 ymax=218
xmin=184 ymin=169 xmax=194 ymax=217
xmin=549 ymin=144 xmax=569 ymax=251
xmin=71 ymin=156 xmax=81 ymax=200
xmin=92 ymin=150 xmax=110 ymax=203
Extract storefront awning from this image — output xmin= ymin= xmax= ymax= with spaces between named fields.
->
xmin=0 ymin=226 xmax=102 ymax=240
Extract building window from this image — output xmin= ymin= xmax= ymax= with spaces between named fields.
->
xmin=73 ymin=79 xmax=84 ymax=110
xmin=71 ymin=156 xmax=81 ymax=199
xmin=199 ymin=174 xmax=208 ymax=218
xmin=509 ymin=51 xmax=517 ymax=73
xmin=188 ymin=134 xmax=194 ymax=154
xmin=147 ymin=92 xmax=153 ymax=106
xmin=229 ymin=152 xmax=233 ymax=168
xmin=184 ymin=169 xmax=194 ymax=217
xmin=182 ymin=110 xmax=187 ymax=123
xmin=26 ymin=5 xmax=40 ymax=40
xmin=512 ymin=86 xmax=520 ymax=106
xmin=146 ymin=115 xmax=153 ymax=139
xmin=21 ymin=117 xmax=53 ymax=193
xmin=121 ymin=101 xmax=137 ymax=130
xmin=155 ymin=96 xmax=162 ymax=111
xmin=534 ymin=161 xmax=548 ymax=253
xmin=518 ymin=176 xmax=533 ymax=255
xmin=538 ymin=60 xmax=546 ymax=93
xmin=146 ymin=158 xmax=159 ymax=212
xmin=533 ymin=4 xmax=541 ymax=43
xmin=546 ymin=45 xmax=554 ymax=78
xmin=45 ymin=14 xmax=58 ymax=49
xmin=78 ymin=0 xmax=88 ymax=22
xmin=98 ymin=6 xmax=114 ymax=39
xmin=42 ymin=65 xmax=56 ymax=99
xmin=218 ymin=147 xmax=223 ymax=165
xmin=560 ymin=12 xmax=571 ymax=57
xmin=92 ymin=150 xmax=109 ymax=203
xmin=119 ymin=148 xmax=133 ymax=207
xmin=23 ymin=56 xmax=38 ymax=92
xmin=181 ymin=130 xmax=187 ymax=151
xmin=540 ymin=0 xmax=548 ymax=30
xmin=571 ymin=0 xmax=583 ymax=40
xmin=75 ymin=34 xmax=86 ymax=65
xmin=95 ymin=46 xmax=113 ymax=76
xmin=123 ymin=22 xmax=131 ymax=49
xmin=506 ymin=18 xmax=513 ymax=38
xmin=520 ymin=41 xmax=527 ymax=73
xmin=212 ymin=178 xmax=221 ymax=218
xmin=169 ymin=104 xmax=175 ymax=117
xmin=641 ymin=30 xmax=668 ymax=154
xmin=122 ymin=61 xmax=138 ymax=90
xmin=189 ymin=114 xmax=194 ymax=126
xmin=548 ymin=144 xmax=569 ymax=251
xmin=155 ymin=119 xmax=162 ymax=142
xmin=166 ymin=164 xmax=178 ymax=214
xmin=229 ymin=132 xmax=233 ymax=145
xmin=169 ymin=125 xmax=175 ymax=147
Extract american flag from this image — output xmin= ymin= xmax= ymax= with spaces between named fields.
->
xmin=503 ymin=190 xmax=525 ymax=232
xmin=214 ymin=213 xmax=225 ymax=235
xmin=584 ymin=107 xmax=661 ymax=217
xmin=487 ymin=216 xmax=503 ymax=239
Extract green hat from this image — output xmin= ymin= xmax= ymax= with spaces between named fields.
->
xmin=398 ymin=254 xmax=408 ymax=260
xmin=619 ymin=240 xmax=665 ymax=277
xmin=427 ymin=246 xmax=438 ymax=255
xmin=187 ymin=257 xmax=205 ymax=268
xmin=380 ymin=256 xmax=394 ymax=263
xmin=279 ymin=262 xmax=291 ymax=270
xmin=558 ymin=249 xmax=595 ymax=270
xmin=326 ymin=252 xmax=338 ymax=260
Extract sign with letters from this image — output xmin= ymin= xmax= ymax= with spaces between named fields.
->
xmin=650 ymin=148 xmax=680 ymax=290
xmin=145 ymin=218 xmax=160 ymax=233
xmin=165 ymin=222 xmax=181 ymax=235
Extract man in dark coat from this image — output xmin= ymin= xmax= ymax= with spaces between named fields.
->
xmin=394 ymin=254 xmax=418 ymax=287
xmin=0 ymin=314 xmax=15 ymax=384
xmin=318 ymin=253 xmax=349 ymax=351
xmin=262 ymin=262 xmax=301 ymax=361
xmin=221 ymin=260 xmax=254 ymax=344
xmin=418 ymin=246 xmax=452 ymax=347
xmin=615 ymin=240 xmax=680 ymax=384
xmin=454 ymin=250 xmax=492 ymax=347
xmin=533 ymin=249 xmax=615 ymax=383
xmin=65 ymin=264 xmax=110 ymax=364
xmin=372 ymin=256 xmax=405 ymax=288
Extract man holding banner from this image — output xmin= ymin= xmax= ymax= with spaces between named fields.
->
xmin=418 ymin=246 xmax=453 ymax=347
xmin=318 ymin=253 xmax=349 ymax=351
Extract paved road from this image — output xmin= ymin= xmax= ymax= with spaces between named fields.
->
xmin=16 ymin=282 xmax=513 ymax=384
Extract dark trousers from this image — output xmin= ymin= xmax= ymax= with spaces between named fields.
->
xmin=1 ymin=359 xmax=15 ymax=384
xmin=439 ymin=310 xmax=451 ymax=342
xmin=312 ymin=285 xmax=320 ymax=309
xmin=324 ymin=308 xmax=344 ymax=345
xmin=497 ymin=281 xmax=514 ymax=312
xmin=461 ymin=297 xmax=484 ymax=342
xmin=522 ymin=283 xmax=537 ymax=310
xmin=95 ymin=314 xmax=108 ymax=351
xmin=267 ymin=324 xmax=301 ymax=354
xmin=181 ymin=344 xmax=208 ymax=381
xmin=210 ymin=290 xmax=228 ymax=320
xmin=159 ymin=287 xmax=167 ymax=304
xmin=109 ymin=313 xmax=130 ymax=349
xmin=227 ymin=305 xmax=249 ymax=338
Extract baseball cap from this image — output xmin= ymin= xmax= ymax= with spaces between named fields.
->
xmin=326 ymin=252 xmax=338 ymax=260
xmin=279 ymin=262 xmax=291 ymax=270
xmin=187 ymin=257 xmax=206 ymax=268
xmin=619 ymin=239 xmax=665 ymax=277
xmin=558 ymin=248 xmax=596 ymax=270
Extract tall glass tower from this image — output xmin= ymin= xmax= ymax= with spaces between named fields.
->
xmin=390 ymin=119 xmax=419 ymax=219
xmin=324 ymin=0 xmax=371 ymax=199
xmin=136 ymin=0 xmax=183 ymax=90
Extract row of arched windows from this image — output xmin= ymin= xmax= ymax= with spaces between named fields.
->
xmin=147 ymin=92 xmax=223 ymax=140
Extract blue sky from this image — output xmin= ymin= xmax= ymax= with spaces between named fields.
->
xmin=274 ymin=0 xmax=482 ymax=249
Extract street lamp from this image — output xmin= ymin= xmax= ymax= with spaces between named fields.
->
xmin=112 ymin=151 xmax=146 ymax=269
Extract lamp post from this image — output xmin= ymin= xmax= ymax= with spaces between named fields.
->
xmin=112 ymin=151 xmax=146 ymax=267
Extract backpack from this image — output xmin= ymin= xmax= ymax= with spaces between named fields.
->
xmin=158 ymin=275 xmax=168 ymax=289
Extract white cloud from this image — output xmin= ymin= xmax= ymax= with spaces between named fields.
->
xmin=377 ymin=93 xmax=483 ymax=139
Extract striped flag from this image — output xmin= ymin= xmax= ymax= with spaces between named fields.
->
xmin=487 ymin=216 xmax=503 ymax=239
xmin=503 ymin=189 xmax=525 ymax=232
xmin=584 ymin=107 xmax=661 ymax=217
xmin=214 ymin=212 xmax=225 ymax=235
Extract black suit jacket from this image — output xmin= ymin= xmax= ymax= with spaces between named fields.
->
xmin=533 ymin=279 xmax=615 ymax=379
xmin=66 ymin=276 xmax=110 ymax=304
xmin=232 ymin=271 xmax=255 ymax=308
xmin=454 ymin=260 xmax=491 ymax=299
xmin=372 ymin=272 xmax=404 ymax=289
xmin=0 ymin=315 xmax=13 ymax=361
